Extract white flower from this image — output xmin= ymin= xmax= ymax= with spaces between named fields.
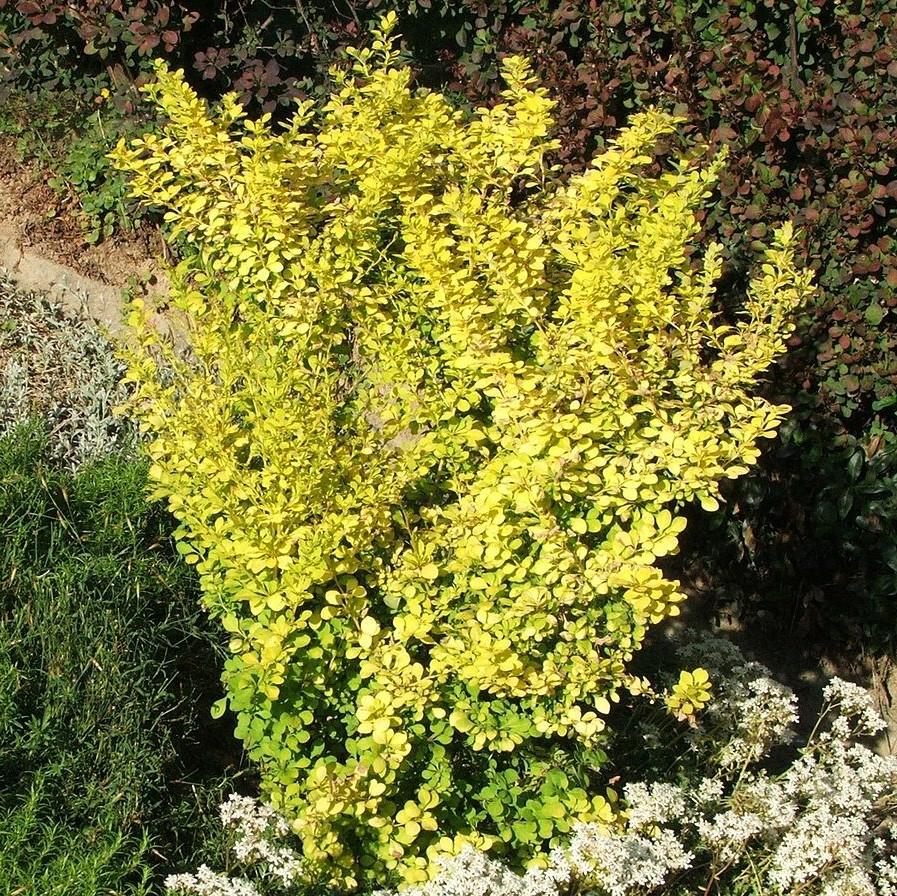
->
xmin=767 ymin=807 xmax=867 ymax=891
xmin=402 ymin=847 xmax=564 ymax=896
xmin=673 ymin=631 xmax=748 ymax=680
xmin=623 ymin=781 xmax=689 ymax=831
xmin=220 ymin=793 xmax=291 ymax=839
xmin=819 ymin=865 xmax=876 ymax=896
xmin=715 ymin=675 xmax=799 ymax=768
xmin=693 ymin=776 xmax=724 ymax=807
xmin=876 ymin=853 xmax=897 ymax=896
xmin=696 ymin=808 xmax=763 ymax=864
xmin=735 ymin=773 xmax=796 ymax=830
xmin=216 ymin=794 xmax=304 ymax=885
xmin=165 ymin=865 xmax=261 ymax=896
xmin=822 ymin=678 xmax=887 ymax=737
xmin=566 ymin=824 xmax=692 ymax=896
xmin=782 ymin=742 xmax=897 ymax=812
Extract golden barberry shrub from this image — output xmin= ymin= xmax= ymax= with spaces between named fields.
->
xmin=110 ymin=14 xmax=813 ymax=887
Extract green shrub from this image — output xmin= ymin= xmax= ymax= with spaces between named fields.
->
xmin=0 ymin=0 xmax=198 ymax=105
xmin=111 ymin=18 xmax=811 ymax=886
xmin=680 ymin=414 xmax=897 ymax=653
xmin=0 ymin=0 xmax=336 ymax=116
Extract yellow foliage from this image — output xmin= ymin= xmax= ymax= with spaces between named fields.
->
xmin=665 ymin=667 xmax=714 ymax=721
xmin=110 ymin=13 xmax=813 ymax=887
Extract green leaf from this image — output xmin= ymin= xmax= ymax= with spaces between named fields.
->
xmin=848 ymin=450 xmax=864 ymax=482
xmin=865 ymin=304 xmax=885 ymax=325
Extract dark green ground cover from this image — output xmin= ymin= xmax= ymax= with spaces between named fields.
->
xmin=0 ymin=422 xmax=244 ymax=895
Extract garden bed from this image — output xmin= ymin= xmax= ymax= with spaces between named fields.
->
xmin=1 ymin=4 xmax=896 ymax=892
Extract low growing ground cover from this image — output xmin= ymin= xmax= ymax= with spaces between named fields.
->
xmin=0 ymin=414 xmax=246 ymax=894
xmin=0 ymin=271 xmax=134 ymax=466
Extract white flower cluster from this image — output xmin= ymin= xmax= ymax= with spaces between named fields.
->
xmin=392 ymin=847 xmax=560 ymax=896
xmin=757 ymin=722 xmax=897 ymax=894
xmin=218 ymin=795 xmax=304 ymax=887
xmin=672 ymin=631 xmax=799 ymax=767
xmin=878 ymin=853 xmax=897 ymax=896
xmin=735 ymin=772 xmax=796 ymax=828
xmin=565 ymin=824 xmax=692 ymax=896
xmin=704 ymin=665 xmax=800 ymax=769
xmin=822 ymin=676 xmax=887 ymax=737
xmin=692 ymin=775 xmax=724 ymax=808
xmin=622 ymin=782 xmax=688 ymax=831
xmin=673 ymin=631 xmax=746 ymax=679
xmin=165 ymin=795 xmax=304 ymax=896
xmin=165 ymin=865 xmax=261 ymax=896
xmin=164 ymin=639 xmax=897 ymax=896
xmin=396 ymin=651 xmax=897 ymax=896
xmin=695 ymin=808 xmax=763 ymax=864
xmin=819 ymin=866 xmax=877 ymax=896
xmin=399 ymin=824 xmax=693 ymax=896
xmin=767 ymin=807 xmax=867 ymax=891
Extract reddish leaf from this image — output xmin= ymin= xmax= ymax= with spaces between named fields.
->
xmin=137 ymin=32 xmax=159 ymax=54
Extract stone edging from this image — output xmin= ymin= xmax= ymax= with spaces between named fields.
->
xmin=0 ymin=223 xmax=191 ymax=349
xmin=0 ymin=223 xmax=128 ymax=333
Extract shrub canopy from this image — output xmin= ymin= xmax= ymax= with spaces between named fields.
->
xmin=111 ymin=16 xmax=813 ymax=886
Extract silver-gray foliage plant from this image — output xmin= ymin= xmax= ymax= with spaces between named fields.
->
xmin=0 ymin=271 xmax=136 ymax=467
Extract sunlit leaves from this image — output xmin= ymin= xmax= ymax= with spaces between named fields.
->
xmin=111 ymin=15 xmax=812 ymax=888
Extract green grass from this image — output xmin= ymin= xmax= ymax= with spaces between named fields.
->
xmin=0 ymin=421 xmax=245 ymax=894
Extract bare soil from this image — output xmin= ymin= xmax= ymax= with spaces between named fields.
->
xmin=0 ymin=137 xmax=185 ymax=343
xmin=0 ymin=137 xmax=166 ymax=288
